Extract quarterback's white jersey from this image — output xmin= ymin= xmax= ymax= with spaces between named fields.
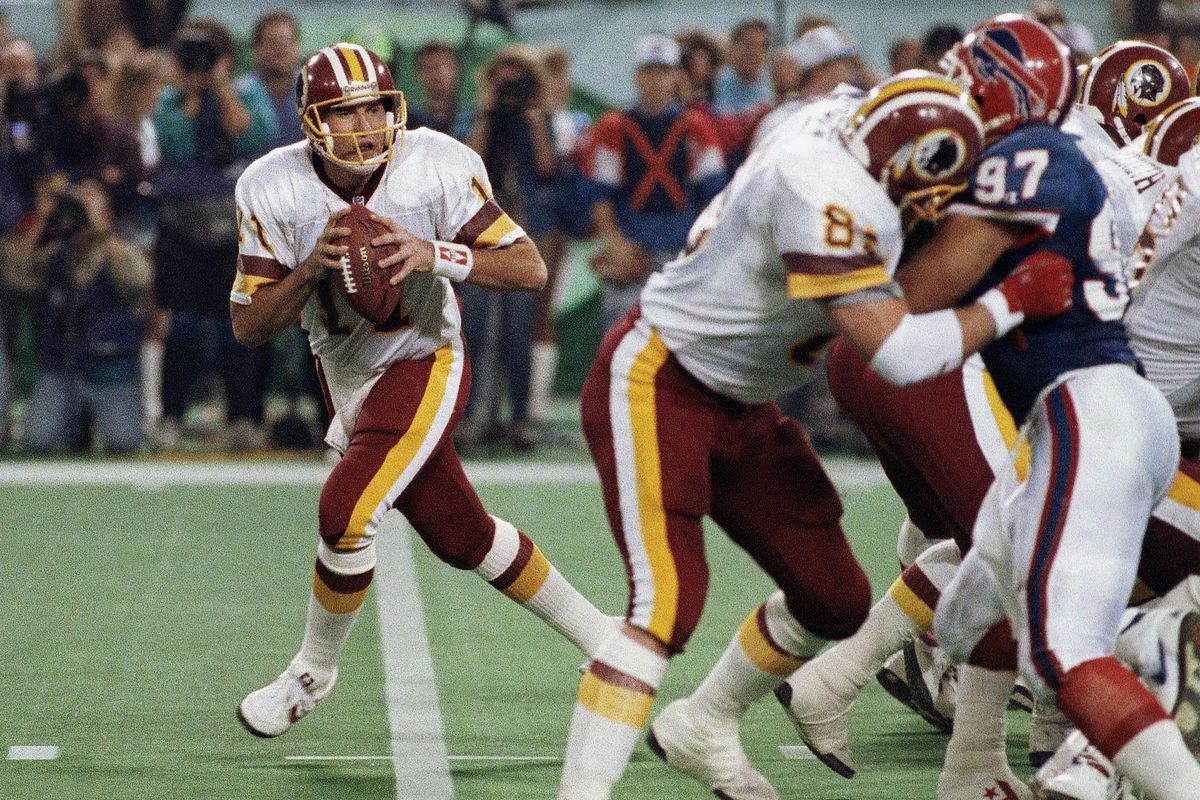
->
xmin=639 ymin=114 xmax=900 ymax=405
xmin=1125 ymin=144 xmax=1200 ymax=442
xmin=231 ymin=130 xmax=524 ymax=410
xmin=1094 ymin=142 xmax=1176 ymax=261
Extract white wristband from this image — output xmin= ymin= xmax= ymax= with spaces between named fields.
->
xmin=977 ymin=287 xmax=1025 ymax=337
xmin=431 ymin=241 xmax=474 ymax=282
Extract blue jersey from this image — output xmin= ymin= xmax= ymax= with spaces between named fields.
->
xmin=951 ymin=124 xmax=1140 ymax=423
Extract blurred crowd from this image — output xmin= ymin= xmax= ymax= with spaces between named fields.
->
xmin=0 ymin=2 xmax=1195 ymax=457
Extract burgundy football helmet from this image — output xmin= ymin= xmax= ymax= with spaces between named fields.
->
xmin=939 ymin=14 xmax=1076 ymax=137
xmin=843 ymin=70 xmax=985 ymax=226
xmin=1078 ymin=40 xmax=1190 ymax=146
xmin=296 ymin=42 xmax=407 ymax=171
xmin=1143 ymin=97 xmax=1200 ymax=167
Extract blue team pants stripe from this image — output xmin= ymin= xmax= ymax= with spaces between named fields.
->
xmin=1026 ymin=385 xmax=1080 ymax=691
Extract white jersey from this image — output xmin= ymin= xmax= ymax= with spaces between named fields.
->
xmin=1094 ymin=142 xmax=1176 ymax=262
xmin=1063 ymin=105 xmax=1120 ymax=162
xmin=231 ymin=130 xmax=524 ymax=408
xmin=640 ymin=113 xmax=901 ymax=405
xmin=1125 ymin=144 xmax=1200 ymax=441
xmin=748 ymin=85 xmax=864 ymax=152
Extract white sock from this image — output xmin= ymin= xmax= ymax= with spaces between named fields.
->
xmin=943 ymin=666 xmax=1015 ymax=769
xmin=689 ymin=592 xmax=823 ymax=726
xmin=803 ymin=585 xmax=926 ymax=699
xmin=1111 ymin=719 xmax=1200 ymax=800
xmin=475 ymin=516 xmax=617 ymax=658
xmin=294 ymin=594 xmax=359 ymax=684
xmin=559 ymin=632 xmax=670 ymax=800
xmin=293 ymin=541 xmax=376 ymax=684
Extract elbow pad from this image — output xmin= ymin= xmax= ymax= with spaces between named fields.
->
xmin=869 ymin=309 xmax=965 ymax=387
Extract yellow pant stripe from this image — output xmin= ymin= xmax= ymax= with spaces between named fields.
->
xmin=982 ymin=367 xmax=1030 ymax=481
xmin=312 ymin=571 xmax=370 ymax=614
xmin=343 ymin=344 xmax=454 ymax=548
xmin=576 ymin=671 xmax=654 ymax=728
xmin=888 ymin=576 xmax=935 ymax=629
xmin=1169 ymin=469 xmax=1200 ymax=508
xmin=736 ymin=610 xmax=804 ymax=676
xmin=502 ymin=544 xmax=552 ymax=603
xmin=627 ymin=331 xmax=677 ymax=644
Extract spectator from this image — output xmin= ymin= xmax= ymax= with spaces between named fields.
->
xmin=713 ymin=18 xmax=772 ymax=114
xmin=16 ymin=178 xmax=151 ymax=454
xmin=1030 ymin=1 xmax=1096 ymax=63
xmin=239 ymin=11 xmax=302 ymax=151
xmin=2 ymin=39 xmax=44 ymax=206
xmin=889 ymin=36 xmax=922 ymax=73
xmin=585 ymin=33 xmax=726 ymax=331
xmin=918 ymin=23 xmax=964 ymax=70
xmin=406 ymin=40 xmax=462 ymax=135
xmin=151 ymin=17 xmax=276 ymax=450
xmin=794 ymin=13 xmax=835 ymax=38
xmin=525 ymin=43 xmax=592 ymax=426
xmin=752 ymin=26 xmax=870 ymax=150
xmin=676 ymin=27 xmax=724 ymax=105
xmin=457 ymin=44 xmax=560 ymax=450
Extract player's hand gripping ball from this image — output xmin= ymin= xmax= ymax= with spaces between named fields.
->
xmin=334 ymin=204 xmax=404 ymax=326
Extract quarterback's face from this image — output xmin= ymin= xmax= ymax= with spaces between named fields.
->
xmin=325 ymin=99 xmax=388 ymax=163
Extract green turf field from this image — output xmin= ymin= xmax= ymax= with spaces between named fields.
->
xmin=0 ymin=461 xmax=1033 ymax=799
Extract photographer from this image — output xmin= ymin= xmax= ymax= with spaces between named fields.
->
xmin=15 ymin=177 xmax=151 ymax=453
xmin=456 ymin=44 xmax=561 ymax=450
xmin=152 ymin=17 xmax=276 ymax=450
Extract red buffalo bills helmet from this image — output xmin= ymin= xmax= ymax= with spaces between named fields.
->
xmin=843 ymin=70 xmax=986 ymax=227
xmin=1078 ymin=40 xmax=1190 ymax=146
xmin=940 ymin=14 xmax=1076 ymax=137
xmin=296 ymin=42 xmax=407 ymax=171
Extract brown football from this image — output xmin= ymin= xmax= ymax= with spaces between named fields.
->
xmin=333 ymin=204 xmax=404 ymax=326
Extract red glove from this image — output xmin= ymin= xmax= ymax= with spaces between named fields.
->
xmin=998 ymin=251 xmax=1075 ymax=320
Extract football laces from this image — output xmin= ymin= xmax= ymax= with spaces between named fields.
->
xmin=339 ymin=253 xmax=357 ymax=294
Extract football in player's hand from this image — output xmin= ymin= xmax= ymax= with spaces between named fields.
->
xmin=334 ymin=204 xmax=404 ymax=326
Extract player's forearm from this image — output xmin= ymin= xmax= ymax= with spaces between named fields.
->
xmin=231 ymin=269 xmax=319 ymax=347
xmin=899 ymin=214 xmax=1024 ymax=312
xmin=464 ymin=236 xmax=547 ymax=291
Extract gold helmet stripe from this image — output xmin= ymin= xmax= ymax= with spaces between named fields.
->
xmin=849 ymin=74 xmax=968 ymax=130
xmin=338 ymin=44 xmax=367 ymax=84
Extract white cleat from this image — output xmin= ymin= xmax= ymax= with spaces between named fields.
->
xmin=1028 ymin=698 xmax=1073 ymax=767
xmin=1030 ymin=730 xmax=1132 ymax=800
xmin=1165 ymin=611 xmax=1200 ymax=754
xmin=237 ymin=664 xmax=337 ymax=738
xmin=775 ymin=672 xmax=855 ymax=778
xmin=938 ymin=759 xmax=1032 ymax=800
xmin=646 ymin=698 xmax=779 ymax=800
xmin=875 ymin=640 xmax=956 ymax=732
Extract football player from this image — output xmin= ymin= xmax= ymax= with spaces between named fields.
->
xmin=654 ymin=17 xmax=1200 ymax=800
xmin=229 ymin=43 xmax=617 ymax=739
xmin=555 ymin=70 xmax=1076 ymax=800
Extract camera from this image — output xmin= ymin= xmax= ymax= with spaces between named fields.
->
xmin=494 ymin=76 xmax=535 ymax=110
xmin=46 ymin=194 xmax=89 ymax=239
xmin=174 ymin=30 xmax=220 ymax=74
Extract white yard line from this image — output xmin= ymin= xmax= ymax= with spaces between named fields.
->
xmin=8 ymin=746 xmax=59 ymax=760
xmin=375 ymin=513 xmax=455 ymax=800
xmin=0 ymin=458 xmax=885 ymax=488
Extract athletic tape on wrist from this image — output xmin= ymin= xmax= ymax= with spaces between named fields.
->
xmin=431 ymin=241 xmax=473 ymax=281
xmin=978 ymin=288 xmax=1024 ymax=337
